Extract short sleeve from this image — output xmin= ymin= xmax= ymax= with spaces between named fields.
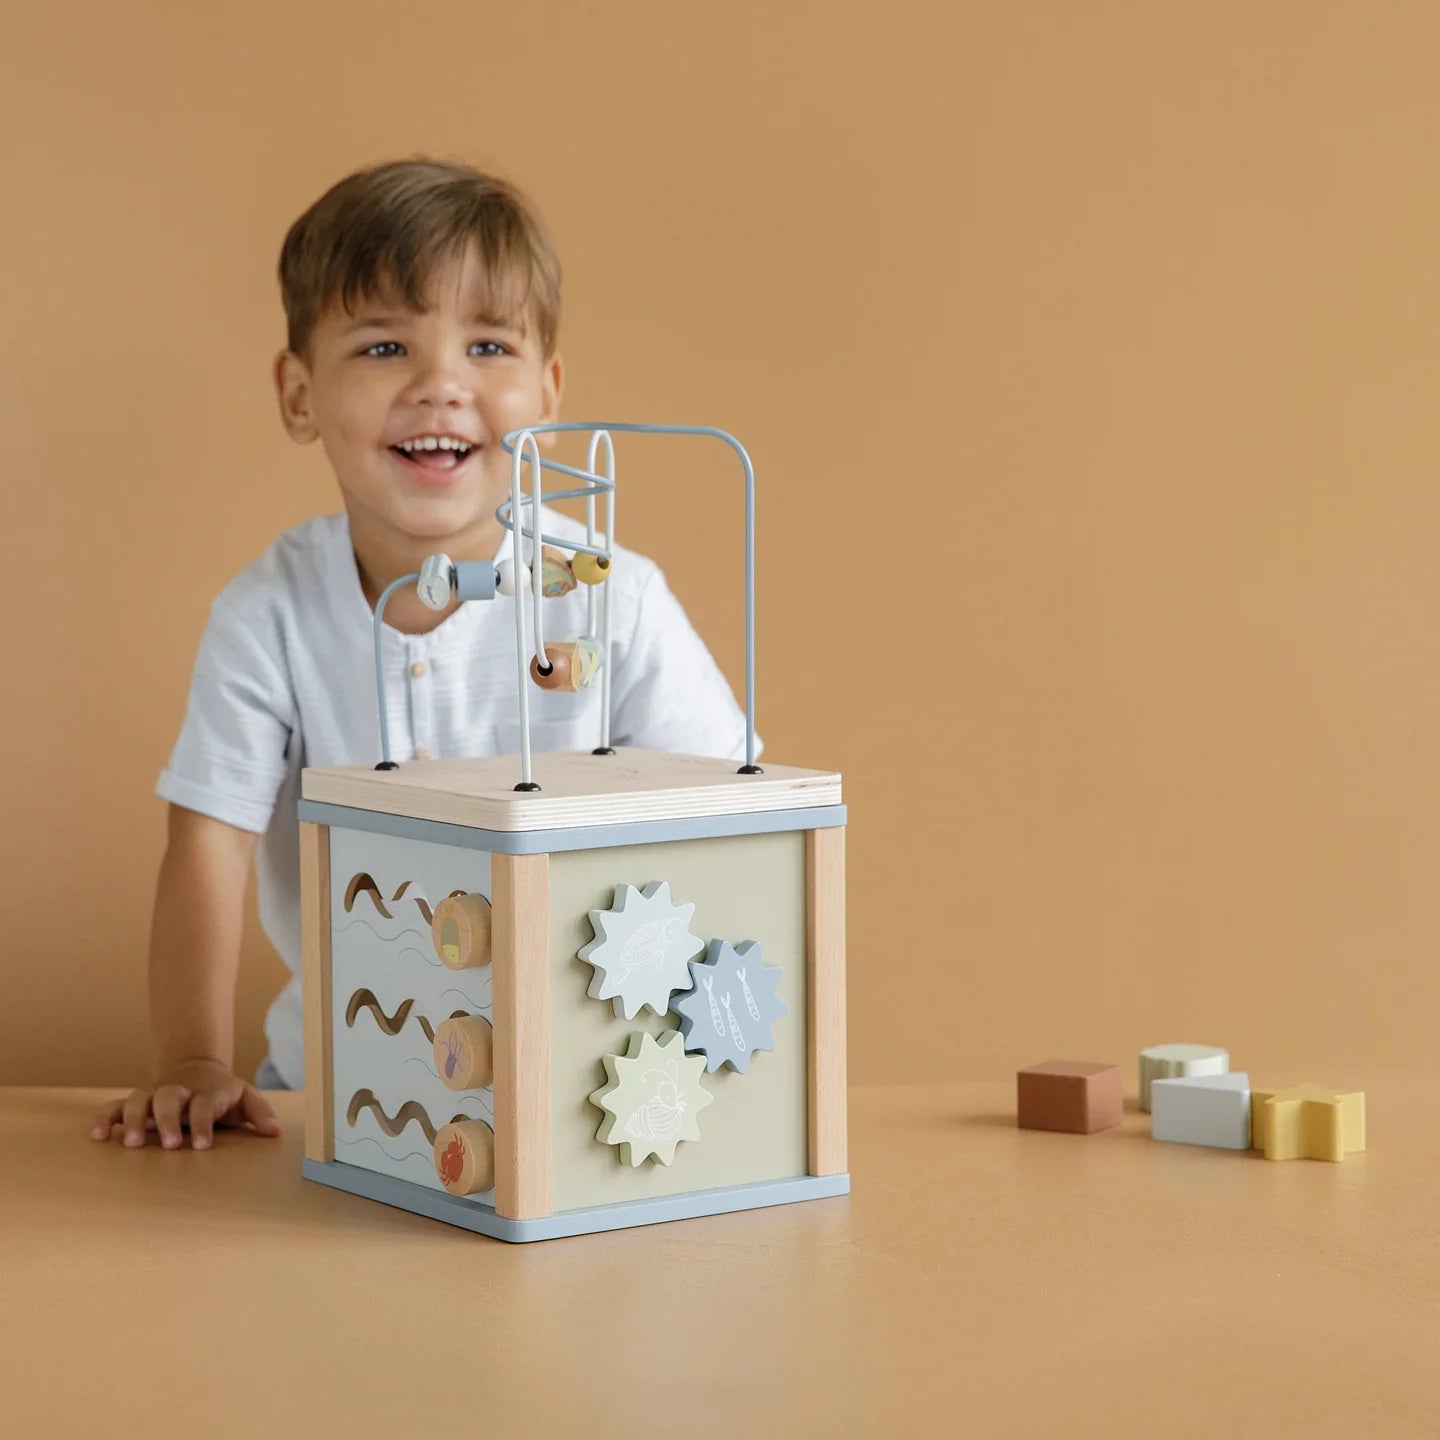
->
xmin=155 ymin=597 xmax=298 ymax=833
xmin=608 ymin=566 xmax=762 ymax=763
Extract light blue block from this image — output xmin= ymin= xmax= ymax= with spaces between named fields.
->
xmin=1151 ymin=1072 xmax=1251 ymax=1150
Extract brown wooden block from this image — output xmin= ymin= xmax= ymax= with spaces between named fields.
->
xmin=1017 ymin=1060 xmax=1123 ymax=1134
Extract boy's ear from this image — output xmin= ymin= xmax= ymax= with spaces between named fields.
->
xmin=273 ymin=349 xmax=319 ymax=444
xmin=537 ymin=352 xmax=565 ymax=452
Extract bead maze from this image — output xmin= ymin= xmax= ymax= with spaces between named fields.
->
xmin=298 ymin=423 xmax=849 ymax=1241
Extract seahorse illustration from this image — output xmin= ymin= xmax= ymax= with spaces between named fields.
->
xmin=737 ymin=966 xmax=761 ymax=1022
xmin=720 ymin=993 xmax=748 ymax=1053
xmin=703 ymin=974 xmax=726 ymax=1036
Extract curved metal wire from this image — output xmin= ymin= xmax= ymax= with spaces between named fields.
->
xmin=498 ymin=422 xmax=758 ymax=782
xmin=372 ymin=571 xmax=421 ymax=768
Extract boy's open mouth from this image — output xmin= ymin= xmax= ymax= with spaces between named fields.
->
xmin=389 ymin=437 xmax=476 ymax=474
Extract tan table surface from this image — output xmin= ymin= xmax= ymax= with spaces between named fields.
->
xmin=3 ymin=1078 xmax=1436 ymax=1438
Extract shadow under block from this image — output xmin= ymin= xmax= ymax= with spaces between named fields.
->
xmin=1251 ymin=1084 xmax=1367 ymax=1162
xmin=1017 ymin=1061 xmax=1124 ymax=1134
xmin=1150 ymin=1073 xmax=1251 ymax=1150
xmin=1138 ymin=1043 xmax=1229 ymax=1113
xmin=298 ymin=749 xmax=849 ymax=1240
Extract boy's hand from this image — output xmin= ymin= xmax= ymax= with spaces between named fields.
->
xmin=90 ymin=1058 xmax=282 ymax=1150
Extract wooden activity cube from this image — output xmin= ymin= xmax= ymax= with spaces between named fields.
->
xmin=298 ymin=749 xmax=849 ymax=1242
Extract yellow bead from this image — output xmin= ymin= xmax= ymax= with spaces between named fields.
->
xmin=572 ymin=551 xmax=612 ymax=585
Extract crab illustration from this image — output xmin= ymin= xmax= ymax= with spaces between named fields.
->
xmin=438 ymin=1133 xmax=466 ymax=1187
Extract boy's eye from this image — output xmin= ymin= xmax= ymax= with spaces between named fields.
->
xmin=358 ymin=340 xmax=510 ymax=358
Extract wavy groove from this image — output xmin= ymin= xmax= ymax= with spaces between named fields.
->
xmin=345 ymin=1089 xmax=470 ymax=1145
xmin=344 ymin=988 xmax=470 ymax=1042
xmin=342 ymin=874 xmax=469 ymax=927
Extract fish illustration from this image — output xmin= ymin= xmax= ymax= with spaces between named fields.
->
xmin=720 ymin=993 xmax=748 ymax=1053
xmin=737 ymin=966 xmax=761 ymax=1022
xmin=703 ymin=974 xmax=726 ymax=1036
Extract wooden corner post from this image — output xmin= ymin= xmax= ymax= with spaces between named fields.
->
xmin=490 ymin=852 xmax=553 ymax=1219
xmin=300 ymin=820 xmax=334 ymax=1163
xmin=806 ymin=825 xmax=848 ymax=1176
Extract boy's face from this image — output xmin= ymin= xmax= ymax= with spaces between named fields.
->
xmin=273 ymin=242 xmax=564 ymax=551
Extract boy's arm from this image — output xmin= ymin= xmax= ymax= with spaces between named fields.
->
xmin=92 ymin=804 xmax=281 ymax=1149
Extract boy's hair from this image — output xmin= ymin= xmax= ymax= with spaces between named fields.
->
xmin=278 ymin=157 xmax=562 ymax=360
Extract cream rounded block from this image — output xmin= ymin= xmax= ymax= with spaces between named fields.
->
xmin=1139 ymin=1043 xmax=1229 ymax=1113
xmin=433 ymin=1015 xmax=495 ymax=1091
xmin=434 ymin=1119 xmax=496 ymax=1196
xmin=430 ymin=893 xmax=492 ymax=970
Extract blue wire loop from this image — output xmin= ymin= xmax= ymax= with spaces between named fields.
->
xmin=370 ymin=422 xmax=760 ymax=782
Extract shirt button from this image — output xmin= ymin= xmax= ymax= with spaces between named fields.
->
xmin=410 ymin=660 xmax=429 ymax=678
xmin=416 ymin=745 xmax=435 ymax=760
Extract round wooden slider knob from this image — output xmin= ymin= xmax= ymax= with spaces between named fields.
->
xmin=430 ymin=893 xmax=493 ymax=970
xmin=433 ymin=1015 xmax=495 ymax=1091
xmin=434 ymin=1119 xmax=495 ymax=1196
xmin=572 ymin=551 xmax=611 ymax=585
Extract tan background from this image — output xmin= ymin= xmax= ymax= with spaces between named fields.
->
xmin=4 ymin=1 xmax=1439 ymax=1087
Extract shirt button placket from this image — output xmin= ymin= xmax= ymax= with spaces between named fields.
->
xmin=409 ymin=649 xmax=437 ymax=760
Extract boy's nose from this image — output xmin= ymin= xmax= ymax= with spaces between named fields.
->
xmin=401 ymin=363 xmax=472 ymax=408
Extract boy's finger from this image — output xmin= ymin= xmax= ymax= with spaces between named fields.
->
xmin=152 ymin=1085 xmax=192 ymax=1151
xmin=240 ymin=1085 xmax=282 ymax=1137
xmin=91 ymin=1098 xmax=125 ymax=1140
xmin=189 ymin=1092 xmax=218 ymax=1150
xmin=121 ymin=1090 xmax=153 ymax=1148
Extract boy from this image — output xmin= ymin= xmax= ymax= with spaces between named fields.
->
xmin=91 ymin=158 xmax=755 ymax=1150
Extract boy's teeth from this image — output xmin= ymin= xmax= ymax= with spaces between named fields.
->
xmin=397 ymin=437 xmax=471 ymax=454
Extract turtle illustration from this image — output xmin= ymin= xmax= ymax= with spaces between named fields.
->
xmin=612 ymin=914 xmax=686 ymax=982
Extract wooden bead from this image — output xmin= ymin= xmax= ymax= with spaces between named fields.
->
xmin=529 ymin=639 xmax=601 ymax=692
xmin=572 ymin=551 xmax=611 ymax=585
xmin=496 ymin=556 xmax=530 ymax=597
xmin=434 ymin=1119 xmax=495 ymax=1195
xmin=430 ymin=893 xmax=493 ymax=969
xmin=540 ymin=545 xmax=576 ymax=597
xmin=433 ymin=1015 xmax=495 ymax=1090
xmin=530 ymin=646 xmax=575 ymax=691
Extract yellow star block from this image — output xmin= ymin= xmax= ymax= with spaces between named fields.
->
xmin=1250 ymin=1084 xmax=1366 ymax=1161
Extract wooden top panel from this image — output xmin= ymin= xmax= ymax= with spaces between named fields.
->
xmin=300 ymin=748 xmax=842 ymax=832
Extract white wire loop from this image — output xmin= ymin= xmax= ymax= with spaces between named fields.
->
xmin=497 ymin=421 xmax=759 ymax=790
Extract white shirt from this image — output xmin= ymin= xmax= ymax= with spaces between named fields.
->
xmin=155 ymin=508 xmax=757 ymax=1087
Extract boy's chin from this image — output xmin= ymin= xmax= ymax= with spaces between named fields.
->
xmin=344 ymin=491 xmax=499 ymax=547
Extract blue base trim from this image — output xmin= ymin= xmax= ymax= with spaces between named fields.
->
xmin=296 ymin=800 xmax=847 ymax=854
xmin=302 ymin=1159 xmax=851 ymax=1242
